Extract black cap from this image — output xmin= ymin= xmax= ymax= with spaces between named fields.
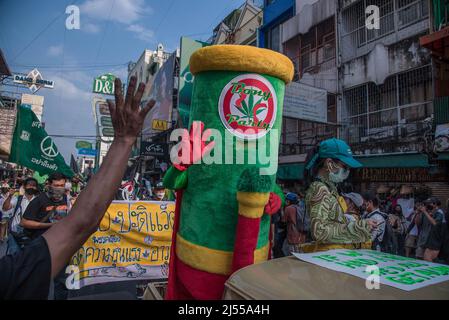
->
xmin=424 ymin=197 xmax=439 ymax=205
xmin=153 ymin=181 xmax=164 ymax=189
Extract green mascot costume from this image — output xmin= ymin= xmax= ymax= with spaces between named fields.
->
xmin=164 ymin=45 xmax=294 ymax=299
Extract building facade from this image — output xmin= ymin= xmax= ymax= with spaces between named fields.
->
xmin=127 ymin=44 xmax=170 ymax=97
xmin=337 ymin=0 xmax=448 ymax=200
xmin=259 ymin=0 xmax=296 ymax=50
xmin=261 ymin=0 xmax=449 ymax=201
xmin=279 ymin=0 xmax=339 ymax=188
xmin=210 ymin=1 xmax=263 ymax=46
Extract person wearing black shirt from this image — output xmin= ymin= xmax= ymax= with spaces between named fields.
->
xmin=21 ymin=173 xmax=69 ymax=240
xmin=20 ymin=172 xmax=70 ymax=299
xmin=0 ymin=76 xmax=154 ymax=299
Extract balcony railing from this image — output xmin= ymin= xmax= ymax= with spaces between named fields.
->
xmin=342 ymin=101 xmax=434 ymax=155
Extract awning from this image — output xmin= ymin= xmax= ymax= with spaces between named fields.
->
xmin=420 ymin=25 xmax=449 ymax=57
xmin=437 ymin=152 xmax=449 ymax=161
xmin=355 ymin=154 xmax=430 ymax=168
xmin=277 ymin=163 xmax=305 ymax=180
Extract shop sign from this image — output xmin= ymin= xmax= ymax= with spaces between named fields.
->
xmin=354 ymin=167 xmax=448 ymax=182
xmin=140 ymin=141 xmax=168 ymax=157
xmin=13 ymin=69 xmax=54 ymax=93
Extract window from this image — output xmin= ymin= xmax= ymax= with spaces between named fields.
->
xmin=341 ymin=0 xmax=428 ymax=48
xmin=149 ymin=63 xmax=157 ymax=76
xmin=298 ymin=17 xmax=336 ymax=75
xmin=280 ymin=94 xmax=338 ymax=155
xmin=342 ymin=65 xmax=433 ymax=151
xmin=283 ymin=35 xmax=300 ymax=81
xmin=268 ymin=24 xmax=281 ymax=52
xmin=397 ymin=0 xmax=428 ymax=28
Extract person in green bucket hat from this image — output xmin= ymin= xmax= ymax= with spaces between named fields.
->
xmin=302 ymin=138 xmax=378 ymax=253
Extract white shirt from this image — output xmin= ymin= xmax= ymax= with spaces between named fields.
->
xmin=6 ymin=194 xmax=36 ymax=232
xmin=363 ymin=209 xmax=386 ymax=251
xmin=398 ymin=198 xmax=418 ymax=236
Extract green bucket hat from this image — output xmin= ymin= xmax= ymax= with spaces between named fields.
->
xmin=305 ymin=138 xmax=362 ymax=170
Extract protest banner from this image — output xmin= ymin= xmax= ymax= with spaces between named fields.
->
xmin=293 ymin=249 xmax=449 ymax=291
xmin=69 ymin=201 xmax=175 ymax=288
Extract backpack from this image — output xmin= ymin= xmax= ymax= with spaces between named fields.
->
xmin=367 ymin=210 xmax=393 ymax=252
xmin=9 ymin=195 xmax=24 ymax=234
xmin=294 ymin=201 xmax=310 ymax=234
xmin=380 ymin=212 xmax=394 ymax=253
xmin=8 ymin=195 xmax=32 ymax=247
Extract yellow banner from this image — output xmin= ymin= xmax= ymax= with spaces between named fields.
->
xmin=70 ymin=201 xmax=175 ymax=287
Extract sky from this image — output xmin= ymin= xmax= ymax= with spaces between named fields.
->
xmin=0 ymin=0 xmax=248 ymax=162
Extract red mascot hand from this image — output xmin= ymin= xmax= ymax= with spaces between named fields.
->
xmin=264 ymin=192 xmax=281 ymax=215
xmin=173 ymin=121 xmax=215 ymax=172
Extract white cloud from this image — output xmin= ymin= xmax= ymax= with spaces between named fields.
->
xmin=80 ymin=0 xmax=154 ymax=42
xmin=83 ymin=22 xmax=100 ymax=34
xmin=48 ymin=45 xmax=63 ymax=57
xmin=49 ymin=74 xmax=91 ymax=101
xmin=80 ymin=0 xmax=152 ymax=24
xmin=126 ymin=24 xmax=154 ymax=42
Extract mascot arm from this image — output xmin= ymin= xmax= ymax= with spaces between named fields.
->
xmin=163 ymin=166 xmax=188 ymax=190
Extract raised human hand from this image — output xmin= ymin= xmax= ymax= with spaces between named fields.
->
xmin=107 ymin=76 xmax=155 ymax=145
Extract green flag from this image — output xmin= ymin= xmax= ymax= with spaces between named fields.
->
xmin=33 ymin=171 xmax=48 ymax=186
xmin=9 ymin=104 xmax=74 ymax=178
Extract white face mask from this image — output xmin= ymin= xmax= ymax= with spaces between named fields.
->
xmin=328 ymin=161 xmax=350 ymax=183
xmin=155 ymin=191 xmax=165 ymax=199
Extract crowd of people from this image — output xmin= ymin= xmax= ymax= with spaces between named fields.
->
xmin=0 ymin=74 xmax=448 ymax=301
xmin=273 ymin=144 xmax=449 ymax=264
xmin=0 ymin=173 xmax=84 ymax=299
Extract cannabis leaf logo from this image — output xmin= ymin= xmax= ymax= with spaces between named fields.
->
xmin=235 ymin=91 xmax=267 ymax=122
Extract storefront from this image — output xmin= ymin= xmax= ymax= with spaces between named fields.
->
xmin=276 ymin=153 xmax=307 ymax=194
xmin=352 ymin=154 xmax=449 ymax=205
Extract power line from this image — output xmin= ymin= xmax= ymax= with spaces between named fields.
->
xmin=93 ymin=0 xmax=116 ymax=65
xmin=153 ymin=0 xmax=176 ymax=37
xmin=11 ymin=0 xmax=81 ymax=63
xmin=10 ymin=63 xmax=129 ymax=72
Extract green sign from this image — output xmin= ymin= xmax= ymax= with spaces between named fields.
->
xmin=76 ymin=140 xmax=93 ymax=149
xmin=102 ymin=127 xmax=115 ymax=137
xmin=9 ymin=104 xmax=74 ymax=178
xmin=100 ymin=116 xmax=113 ymax=127
xmin=178 ymin=37 xmax=208 ymax=128
xmin=93 ymin=73 xmax=116 ymax=95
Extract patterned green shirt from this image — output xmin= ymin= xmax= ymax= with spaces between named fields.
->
xmin=305 ymin=177 xmax=371 ymax=244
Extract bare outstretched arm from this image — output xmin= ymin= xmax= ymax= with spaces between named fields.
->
xmin=42 ymin=76 xmax=155 ymax=277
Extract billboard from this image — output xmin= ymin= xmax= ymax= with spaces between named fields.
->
xmin=76 ymin=141 xmax=93 ymax=149
xmin=93 ymin=73 xmax=116 ymax=95
xmin=77 ymin=148 xmax=97 ymax=157
xmin=92 ymin=97 xmax=114 ymax=167
xmin=0 ymin=102 xmax=17 ymax=157
xmin=13 ymin=68 xmax=54 ymax=93
xmin=283 ymin=82 xmax=328 ymax=123
xmin=178 ymin=37 xmax=208 ymax=128
xmin=21 ymin=93 xmax=44 ymax=121
xmin=142 ymin=52 xmax=176 ymax=139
